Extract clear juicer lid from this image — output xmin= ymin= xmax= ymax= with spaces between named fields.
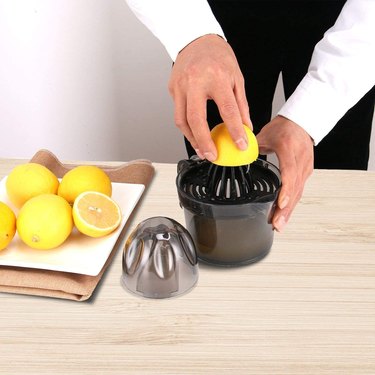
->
xmin=121 ymin=216 xmax=199 ymax=299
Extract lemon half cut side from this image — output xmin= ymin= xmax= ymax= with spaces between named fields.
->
xmin=72 ymin=191 xmax=122 ymax=238
xmin=210 ymin=123 xmax=259 ymax=167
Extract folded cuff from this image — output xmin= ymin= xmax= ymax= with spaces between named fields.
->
xmin=278 ymin=75 xmax=363 ymax=145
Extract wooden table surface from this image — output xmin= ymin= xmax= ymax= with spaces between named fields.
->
xmin=1 ymin=158 xmax=375 ymax=375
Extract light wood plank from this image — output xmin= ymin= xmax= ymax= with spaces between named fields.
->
xmin=1 ymin=159 xmax=375 ymax=374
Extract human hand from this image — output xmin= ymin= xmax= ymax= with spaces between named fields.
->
xmin=256 ymin=116 xmax=314 ymax=232
xmin=168 ymin=34 xmax=251 ymax=162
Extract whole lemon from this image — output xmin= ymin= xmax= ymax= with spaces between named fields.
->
xmin=6 ymin=163 xmax=59 ymax=208
xmin=17 ymin=194 xmax=73 ymax=250
xmin=211 ymin=123 xmax=259 ymax=166
xmin=58 ymin=165 xmax=112 ymax=204
xmin=0 ymin=201 xmax=17 ymax=251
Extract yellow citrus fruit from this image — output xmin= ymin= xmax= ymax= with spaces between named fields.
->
xmin=72 ymin=191 xmax=122 ymax=238
xmin=6 ymin=163 xmax=59 ymax=208
xmin=210 ymin=123 xmax=259 ymax=166
xmin=0 ymin=201 xmax=17 ymax=251
xmin=58 ymin=165 xmax=112 ymax=204
xmin=17 ymin=194 xmax=73 ymax=250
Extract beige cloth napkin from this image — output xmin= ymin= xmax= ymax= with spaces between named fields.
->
xmin=0 ymin=149 xmax=155 ymax=301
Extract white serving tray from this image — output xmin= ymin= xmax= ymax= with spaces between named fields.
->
xmin=0 ymin=177 xmax=144 ymax=276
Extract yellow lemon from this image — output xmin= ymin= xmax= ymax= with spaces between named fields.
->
xmin=72 ymin=191 xmax=122 ymax=238
xmin=211 ymin=123 xmax=259 ymax=166
xmin=6 ymin=163 xmax=59 ymax=208
xmin=0 ymin=201 xmax=16 ymax=251
xmin=58 ymin=165 xmax=112 ymax=205
xmin=17 ymin=194 xmax=73 ymax=250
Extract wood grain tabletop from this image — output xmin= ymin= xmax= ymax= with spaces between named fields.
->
xmin=1 ymin=158 xmax=374 ymax=375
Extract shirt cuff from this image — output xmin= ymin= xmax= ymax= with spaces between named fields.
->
xmin=278 ymin=74 xmax=370 ymax=145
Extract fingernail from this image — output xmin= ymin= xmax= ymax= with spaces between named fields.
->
xmin=274 ymin=216 xmax=286 ymax=232
xmin=235 ymin=137 xmax=248 ymax=151
xmin=279 ymin=196 xmax=290 ymax=209
xmin=245 ymin=119 xmax=253 ymax=130
xmin=195 ymin=149 xmax=204 ymax=159
xmin=203 ymin=152 xmax=216 ymax=162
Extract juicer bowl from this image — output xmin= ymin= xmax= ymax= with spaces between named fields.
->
xmin=176 ymin=158 xmax=281 ymax=266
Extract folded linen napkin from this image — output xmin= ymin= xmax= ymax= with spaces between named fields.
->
xmin=0 ymin=149 xmax=154 ymax=301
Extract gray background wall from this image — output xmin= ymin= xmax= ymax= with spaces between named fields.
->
xmin=0 ymin=0 xmax=374 ymax=170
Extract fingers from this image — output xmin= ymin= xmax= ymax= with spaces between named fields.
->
xmin=234 ymin=74 xmax=252 ymax=130
xmin=273 ymin=168 xmax=309 ymax=232
xmin=173 ymin=92 xmax=195 ymax=146
xmin=174 ymin=77 xmax=251 ymax=159
xmin=272 ymin=148 xmax=297 ymax=232
xmin=256 ymin=116 xmax=314 ymax=232
xmin=173 ymin=90 xmax=206 ymax=159
xmin=172 ymin=80 xmax=218 ymax=161
xmin=169 ymin=35 xmax=251 ymax=160
xmin=211 ymin=83 xmax=248 ymax=151
xmin=186 ymin=92 xmax=217 ymax=162
xmin=272 ymin=150 xmax=313 ymax=232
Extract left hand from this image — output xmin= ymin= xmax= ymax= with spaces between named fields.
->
xmin=256 ymin=115 xmax=314 ymax=232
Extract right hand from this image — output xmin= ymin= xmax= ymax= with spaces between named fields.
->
xmin=168 ymin=34 xmax=252 ymax=162
xmin=256 ymin=116 xmax=314 ymax=232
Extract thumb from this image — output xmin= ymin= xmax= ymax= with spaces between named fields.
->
xmin=256 ymin=131 xmax=273 ymax=155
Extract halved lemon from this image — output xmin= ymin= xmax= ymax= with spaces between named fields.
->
xmin=72 ymin=191 xmax=122 ymax=238
xmin=211 ymin=123 xmax=259 ymax=166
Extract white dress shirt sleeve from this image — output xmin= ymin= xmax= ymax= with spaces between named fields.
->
xmin=278 ymin=0 xmax=375 ymax=144
xmin=126 ymin=0 xmax=375 ymax=145
xmin=125 ymin=0 xmax=225 ymax=61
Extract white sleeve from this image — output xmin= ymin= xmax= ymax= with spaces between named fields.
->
xmin=125 ymin=0 xmax=225 ymax=61
xmin=278 ymin=0 xmax=375 ymax=145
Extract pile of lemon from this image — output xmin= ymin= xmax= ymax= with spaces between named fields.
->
xmin=0 ymin=163 xmax=122 ymax=251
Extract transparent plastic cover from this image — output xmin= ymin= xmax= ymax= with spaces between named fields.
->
xmin=121 ymin=217 xmax=199 ymax=299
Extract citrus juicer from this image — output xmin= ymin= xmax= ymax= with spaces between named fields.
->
xmin=176 ymin=123 xmax=281 ymax=266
